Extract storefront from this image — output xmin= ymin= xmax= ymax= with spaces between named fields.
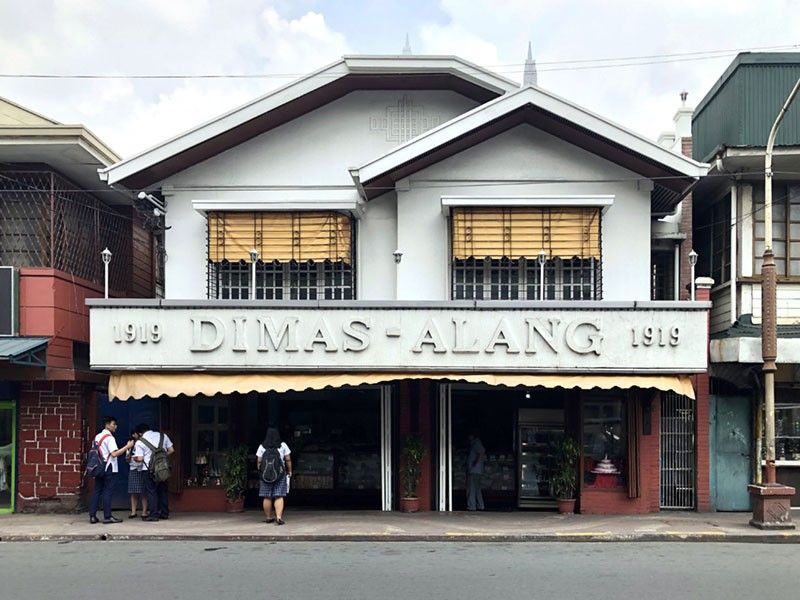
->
xmin=90 ymin=301 xmax=707 ymax=513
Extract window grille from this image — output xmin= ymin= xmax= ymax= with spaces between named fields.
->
xmin=208 ymin=260 xmax=354 ymax=300
xmin=0 ymin=168 xmax=132 ymax=292
xmin=452 ymin=257 xmax=599 ymax=300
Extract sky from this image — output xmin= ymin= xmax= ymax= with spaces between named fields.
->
xmin=0 ymin=0 xmax=798 ymax=158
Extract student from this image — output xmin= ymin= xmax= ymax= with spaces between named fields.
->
xmin=466 ymin=430 xmax=486 ymax=511
xmin=256 ymin=427 xmax=293 ymax=526
xmin=125 ymin=429 xmax=148 ymax=519
xmin=89 ymin=416 xmax=134 ymax=524
xmin=132 ymin=423 xmax=174 ymax=522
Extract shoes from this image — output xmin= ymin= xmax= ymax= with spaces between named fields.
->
xmin=265 ymin=518 xmax=276 ymax=524
xmin=89 ymin=516 xmax=99 ymax=524
xmin=128 ymin=514 xmax=139 ymax=519
xmin=276 ymin=519 xmax=285 ymax=526
xmin=160 ymin=514 xmax=169 ymax=520
xmin=142 ymin=516 xmax=160 ymax=522
xmin=103 ymin=517 xmax=122 ymax=524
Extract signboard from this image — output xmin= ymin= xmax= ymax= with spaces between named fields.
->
xmin=90 ymin=303 xmax=709 ymax=373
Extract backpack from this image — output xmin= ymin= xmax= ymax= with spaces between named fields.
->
xmin=85 ymin=434 xmax=112 ymax=478
xmin=259 ymin=447 xmax=285 ymax=484
xmin=139 ymin=433 xmax=172 ymax=483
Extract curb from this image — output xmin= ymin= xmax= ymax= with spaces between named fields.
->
xmin=2 ymin=532 xmax=799 ymax=543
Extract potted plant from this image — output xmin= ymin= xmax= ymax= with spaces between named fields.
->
xmin=221 ymin=445 xmax=248 ymax=513
xmin=399 ymin=434 xmax=425 ymax=512
xmin=551 ymin=437 xmax=581 ymax=514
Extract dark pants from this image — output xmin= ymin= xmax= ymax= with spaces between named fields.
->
xmin=142 ymin=474 xmax=170 ymax=518
xmin=89 ymin=469 xmax=116 ymax=520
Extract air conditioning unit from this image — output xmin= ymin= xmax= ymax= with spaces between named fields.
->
xmin=0 ymin=266 xmax=17 ymax=336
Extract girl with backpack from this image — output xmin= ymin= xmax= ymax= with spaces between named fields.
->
xmin=256 ymin=427 xmax=293 ymax=526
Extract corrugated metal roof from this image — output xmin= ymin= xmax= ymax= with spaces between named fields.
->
xmin=0 ymin=337 xmax=48 ymax=367
xmin=692 ymin=52 xmax=800 ymax=161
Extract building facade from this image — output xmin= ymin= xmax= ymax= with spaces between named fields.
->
xmin=693 ymin=52 xmax=800 ymax=511
xmin=0 ymin=96 xmax=158 ymax=512
xmin=90 ymin=56 xmax=711 ymax=514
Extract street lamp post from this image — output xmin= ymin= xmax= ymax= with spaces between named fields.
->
xmin=249 ymin=248 xmax=259 ymax=300
xmin=748 ymin=76 xmax=800 ymax=529
xmin=538 ymin=249 xmax=547 ymax=301
xmin=101 ymin=247 xmax=112 ymax=299
xmin=688 ymin=250 xmax=698 ymax=301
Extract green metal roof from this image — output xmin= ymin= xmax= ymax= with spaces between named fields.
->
xmin=692 ymin=52 xmax=800 ymax=161
xmin=0 ymin=337 xmax=48 ymax=367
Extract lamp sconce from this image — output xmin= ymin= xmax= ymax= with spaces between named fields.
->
xmin=249 ymin=248 xmax=259 ymax=263
xmin=393 ymin=250 xmax=403 ymax=264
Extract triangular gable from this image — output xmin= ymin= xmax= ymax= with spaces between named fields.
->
xmin=101 ymin=56 xmax=519 ymax=190
xmin=351 ymin=86 xmax=709 ymax=211
xmin=0 ymin=96 xmax=58 ymax=126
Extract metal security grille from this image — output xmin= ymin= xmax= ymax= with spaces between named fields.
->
xmin=0 ymin=169 xmax=132 ymax=291
xmin=452 ymin=257 xmax=600 ymax=300
xmin=660 ymin=392 xmax=696 ymax=510
xmin=208 ymin=260 xmax=354 ymax=300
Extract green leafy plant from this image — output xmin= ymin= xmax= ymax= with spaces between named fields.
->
xmin=400 ymin=434 xmax=425 ymax=498
xmin=221 ymin=445 xmax=249 ymax=502
xmin=551 ymin=437 xmax=581 ymax=500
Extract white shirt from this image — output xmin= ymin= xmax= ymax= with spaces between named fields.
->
xmin=134 ymin=430 xmax=174 ymax=471
xmin=256 ymin=442 xmax=291 ymax=462
xmin=94 ymin=429 xmax=120 ymax=473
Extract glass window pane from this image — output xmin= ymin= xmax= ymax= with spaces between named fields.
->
xmin=197 ymin=405 xmax=214 ymax=425
xmin=773 ymin=201 xmax=786 ymax=221
xmin=776 ymin=259 xmax=787 ymax=274
xmin=582 ymin=395 xmax=627 ymax=489
xmin=790 ymin=203 xmax=800 ymax=220
xmin=755 ymin=223 xmax=765 ymax=239
xmin=774 ymin=241 xmax=787 ymax=259
xmin=791 ymin=224 xmax=800 ymax=239
xmin=790 ymin=260 xmax=800 ymax=276
xmin=217 ymin=407 xmax=229 ymax=425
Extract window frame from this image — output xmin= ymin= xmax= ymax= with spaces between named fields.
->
xmin=753 ymin=182 xmax=800 ymax=278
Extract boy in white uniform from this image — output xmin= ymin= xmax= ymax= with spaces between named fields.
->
xmin=132 ymin=423 xmax=174 ymax=522
xmin=89 ymin=416 xmax=133 ymax=524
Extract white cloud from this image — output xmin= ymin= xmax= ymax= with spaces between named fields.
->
xmin=0 ymin=1 xmax=351 ymax=156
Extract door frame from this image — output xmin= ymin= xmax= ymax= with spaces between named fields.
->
xmin=380 ymin=385 xmax=393 ymax=511
xmin=0 ymin=400 xmax=16 ymax=514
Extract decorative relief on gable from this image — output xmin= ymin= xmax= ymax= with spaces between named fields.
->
xmin=369 ymin=95 xmax=442 ymax=143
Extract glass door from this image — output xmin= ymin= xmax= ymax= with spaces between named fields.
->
xmin=518 ymin=408 xmax=564 ymax=508
xmin=0 ymin=402 xmax=15 ymax=513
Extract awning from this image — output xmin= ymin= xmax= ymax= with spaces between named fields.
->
xmin=109 ymin=371 xmax=695 ymax=401
xmin=0 ymin=337 xmax=48 ymax=368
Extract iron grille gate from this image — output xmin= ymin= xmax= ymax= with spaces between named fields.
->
xmin=660 ymin=392 xmax=696 ymax=509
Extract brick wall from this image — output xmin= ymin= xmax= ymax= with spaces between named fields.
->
xmin=17 ymin=380 xmax=90 ymax=512
xmin=580 ymin=392 xmax=661 ymax=514
xmin=679 ymin=136 xmax=694 ymax=300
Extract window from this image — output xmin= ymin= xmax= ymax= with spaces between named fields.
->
xmin=582 ymin=394 xmax=627 ymax=489
xmin=754 ymin=183 xmax=800 ymax=276
xmin=450 ymin=206 xmax=601 ymax=300
xmin=191 ymin=398 xmax=230 ymax=486
xmin=207 ymin=211 xmax=354 ymax=300
xmin=772 ymin=389 xmax=800 ymax=462
xmin=651 ymin=250 xmax=675 ymax=300
xmin=711 ymin=197 xmax=731 ymax=284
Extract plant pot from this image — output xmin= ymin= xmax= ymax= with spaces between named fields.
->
xmin=399 ymin=497 xmax=420 ymax=513
xmin=556 ymin=498 xmax=576 ymax=514
xmin=225 ymin=497 xmax=245 ymax=513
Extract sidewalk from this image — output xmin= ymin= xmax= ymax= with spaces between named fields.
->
xmin=1 ymin=510 xmax=799 ymax=542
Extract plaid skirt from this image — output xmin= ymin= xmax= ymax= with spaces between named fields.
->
xmin=259 ymin=475 xmax=289 ymax=498
xmin=127 ymin=469 xmax=146 ymax=495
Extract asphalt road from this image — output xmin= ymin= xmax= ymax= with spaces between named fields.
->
xmin=0 ymin=541 xmax=796 ymax=600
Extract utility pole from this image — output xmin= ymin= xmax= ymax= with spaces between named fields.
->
xmin=749 ymin=76 xmax=800 ymax=529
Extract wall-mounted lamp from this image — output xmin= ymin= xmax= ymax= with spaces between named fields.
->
xmin=101 ymin=247 xmax=112 ymax=299
xmin=393 ymin=249 xmax=403 ymax=264
xmin=538 ymin=248 xmax=547 ymax=301
xmin=688 ymin=249 xmax=698 ymax=301
xmin=249 ymin=248 xmax=259 ymax=300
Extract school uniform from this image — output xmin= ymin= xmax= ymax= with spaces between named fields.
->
xmin=89 ymin=429 xmax=119 ymax=521
xmin=256 ymin=442 xmax=291 ymax=497
xmin=134 ymin=430 xmax=173 ymax=520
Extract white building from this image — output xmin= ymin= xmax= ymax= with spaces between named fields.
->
xmin=90 ymin=55 xmax=711 ymax=514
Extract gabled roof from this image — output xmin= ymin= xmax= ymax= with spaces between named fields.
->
xmin=350 ymin=85 xmax=709 ymax=211
xmin=0 ymin=96 xmax=59 ymax=126
xmin=101 ymin=55 xmax=519 ymax=190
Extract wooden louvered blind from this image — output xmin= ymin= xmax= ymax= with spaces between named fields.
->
xmin=208 ymin=211 xmax=352 ymax=263
xmin=451 ymin=207 xmax=600 ymax=260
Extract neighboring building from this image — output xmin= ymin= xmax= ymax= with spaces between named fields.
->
xmin=692 ymin=52 xmax=800 ymax=510
xmin=0 ymin=96 xmax=158 ymax=512
xmin=91 ymin=55 xmax=710 ymax=514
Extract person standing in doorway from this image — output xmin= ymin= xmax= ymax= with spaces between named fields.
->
xmin=89 ymin=416 xmax=134 ymax=524
xmin=125 ymin=429 xmax=148 ymax=519
xmin=466 ymin=430 xmax=486 ymax=511
xmin=133 ymin=423 xmax=174 ymax=522
xmin=256 ymin=427 xmax=293 ymax=526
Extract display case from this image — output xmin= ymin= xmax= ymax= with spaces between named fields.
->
xmin=518 ymin=409 xmax=565 ymax=508
xmin=774 ymin=403 xmax=800 ymax=464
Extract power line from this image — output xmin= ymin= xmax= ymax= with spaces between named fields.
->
xmin=0 ymin=43 xmax=796 ymax=80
